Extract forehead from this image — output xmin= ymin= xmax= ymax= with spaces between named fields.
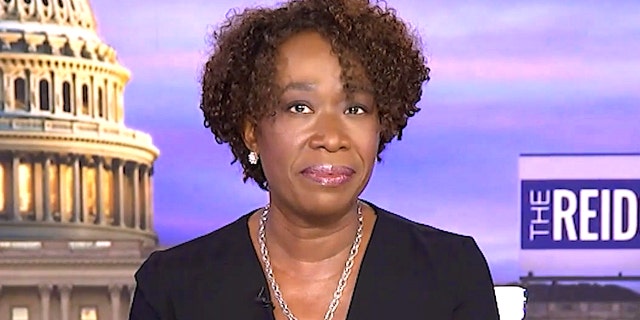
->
xmin=273 ymin=31 xmax=371 ymax=90
xmin=275 ymin=31 xmax=340 ymax=81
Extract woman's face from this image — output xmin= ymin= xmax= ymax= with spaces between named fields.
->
xmin=245 ymin=31 xmax=381 ymax=217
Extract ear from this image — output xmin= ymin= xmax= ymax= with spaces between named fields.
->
xmin=242 ymin=120 xmax=259 ymax=153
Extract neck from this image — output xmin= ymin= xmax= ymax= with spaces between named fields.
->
xmin=263 ymin=201 xmax=362 ymax=264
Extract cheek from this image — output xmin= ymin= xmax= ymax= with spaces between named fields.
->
xmin=355 ymin=124 xmax=381 ymax=163
xmin=369 ymin=136 xmax=381 ymax=161
xmin=368 ymin=120 xmax=382 ymax=148
xmin=256 ymin=122 xmax=301 ymax=174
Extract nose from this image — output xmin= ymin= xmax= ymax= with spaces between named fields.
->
xmin=308 ymin=112 xmax=351 ymax=152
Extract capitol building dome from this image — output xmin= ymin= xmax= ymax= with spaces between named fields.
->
xmin=0 ymin=1 xmax=159 ymax=319
xmin=0 ymin=0 xmax=159 ymax=246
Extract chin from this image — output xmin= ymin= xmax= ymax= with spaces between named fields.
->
xmin=297 ymin=185 xmax=363 ymax=213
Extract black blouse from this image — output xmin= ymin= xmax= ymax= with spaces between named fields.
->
xmin=129 ymin=202 xmax=500 ymax=320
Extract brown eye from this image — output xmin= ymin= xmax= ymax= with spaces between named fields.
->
xmin=288 ymin=103 xmax=313 ymax=114
xmin=345 ymin=105 xmax=366 ymax=115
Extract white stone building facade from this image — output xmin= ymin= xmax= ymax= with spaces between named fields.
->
xmin=0 ymin=1 xmax=159 ymax=319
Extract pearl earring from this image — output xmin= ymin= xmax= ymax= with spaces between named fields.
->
xmin=248 ymin=151 xmax=259 ymax=165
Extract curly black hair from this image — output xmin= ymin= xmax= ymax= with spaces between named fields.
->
xmin=200 ymin=0 xmax=430 ymax=191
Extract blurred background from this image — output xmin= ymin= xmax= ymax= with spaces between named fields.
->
xmin=0 ymin=0 xmax=638 ymax=319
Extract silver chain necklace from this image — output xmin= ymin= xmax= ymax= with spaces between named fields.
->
xmin=258 ymin=202 xmax=364 ymax=320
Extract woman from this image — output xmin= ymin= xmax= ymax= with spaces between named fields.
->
xmin=130 ymin=0 xmax=500 ymax=319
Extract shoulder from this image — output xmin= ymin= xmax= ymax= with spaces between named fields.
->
xmin=369 ymin=202 xmax=499 ymax=317
xmin=130 ymin=211 xmax=260 ymax=318
xmin=135 ymin=211 xmax=254 ymax=283
xmin=370 ymin=202 xmax=491 ymax=279
xmin=372 ymin=202 xmax=480 ymax=253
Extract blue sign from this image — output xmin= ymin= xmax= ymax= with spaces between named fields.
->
xmin=521 ymin=180 xmax=640 ymax=249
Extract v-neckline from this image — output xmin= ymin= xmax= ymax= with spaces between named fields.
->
xmin=242 ymin=201 xmax=383 ymax=320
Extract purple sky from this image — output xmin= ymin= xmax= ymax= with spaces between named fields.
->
xmin=90 ymin=0 xmax=640 ymax=284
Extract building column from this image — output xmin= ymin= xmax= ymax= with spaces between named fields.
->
xmin=57 ymin=158 xmax=65 ymax=221
xmin=15 ymin=1 xmax=25 ymax=22
xmin=150 ymin=167 xmax=155 ymax=230
xmin=42 ymin=156 xmax=53 ymax=221
xmin=59 ymin=284 xmax=72 ymax=320
xmin=89 ymin=76 xmax=96 ymax=118
xmin=39 ymin=284 xmax=53 ymax=320
xmin=34 ymin=159 xmax=44 ymax=221
xmin=25 ymin=63 xmax=33 ymax=111
xmin=10 ymin=155 xmax=20 ymax=221
xmin=138 ymin=165 xmax=148 ymax=230
xmin=74 ymin=77 xmax=81 ymax=116
xmin=109 ymin=284 xmax=122 ymax=320
xmin=117 ymin=84 xmax=124 ymax=122
xmin=113 ymin=159 xmax=124 ymax=227
xmin=146 ymin=166 xmax=153 ymax=231
xmin=52 ymin=0 xmax=60 ymax=23
xmin=3 ymin=73 xmax=14 ymax=110
xmin=95 ymin=156 xmax=105 ymax=225
xmin=132 ymin=164 xmax=140 ymax=229
xmin=71 ymin=155 xmax=81 ymax=223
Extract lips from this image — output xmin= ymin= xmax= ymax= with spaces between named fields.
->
xmin=300 ymin=164 xmax=355 ymax=186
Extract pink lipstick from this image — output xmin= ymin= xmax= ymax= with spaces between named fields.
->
xmin=300 ymin=164 xmax=355 ymax=187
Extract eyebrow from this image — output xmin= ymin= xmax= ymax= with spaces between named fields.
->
xmin=282 ymin=82 xmax=316 ymax=92
xmin=281 ymin=81 xmax=375 ymax=95
xmin=347 ymin=84 xmax=375 ymax=94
